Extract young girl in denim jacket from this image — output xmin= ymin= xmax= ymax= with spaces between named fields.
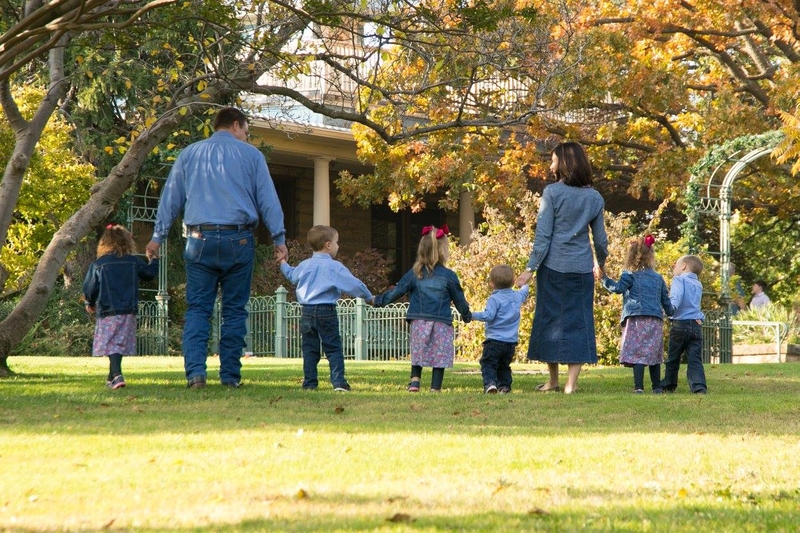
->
xmin=82 ymin=225 xmax=159 ymax=389
xmin=373 ymin=225 xmax=471 ymax=392
xmin=601 ymin=235 xmax=674 ymax=393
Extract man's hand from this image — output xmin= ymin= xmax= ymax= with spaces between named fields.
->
xmin=274 ymin=244 xmax=288 ymax=263
xmin=146 ymin=240 xmax=160 ymax=260
xmin=515 ymin=270 xmax=533 ymax=288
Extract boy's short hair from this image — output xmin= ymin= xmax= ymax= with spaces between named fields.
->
xmin=489 ymin=265 xmax=515 ymax=289
xmin=754 ymin=280 xmax=768 ymax=291
xmin=681 ymin=255 xmax=704 ymax=275
xmin=307 ymin=225 xmax=337 ymax=251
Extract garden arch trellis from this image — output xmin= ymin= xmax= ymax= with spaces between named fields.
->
xmin=689 ymin=131 xmax=783 ymax=363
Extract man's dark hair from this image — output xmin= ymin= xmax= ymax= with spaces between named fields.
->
xmin=755 ymin=280 xmax=768 ymax=292
xmin=213 ymin=107 xmax=248 ymax=130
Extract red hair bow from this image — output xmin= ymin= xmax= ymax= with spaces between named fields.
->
xmin=421 ymin=224 xmax=449 ymax=239
xmin=644 ymin=234 xmax=655 ymax=248
xmin=106 ymin=224 xmax=114 ymax=229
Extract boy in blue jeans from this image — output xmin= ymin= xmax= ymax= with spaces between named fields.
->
xmin=661 ymin=255 xmax=707 ymax=394
xmin=281 ymin=225 xmax=373 ymax=391
xmin=472 ymin=265 xmax=530 ymax=394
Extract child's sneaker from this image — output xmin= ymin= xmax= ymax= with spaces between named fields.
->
xmin=485 ymin=385 xmax=498 ymax=394
xmin=407 ymin=380 xmax=420 ymax=392
xmin=498 ymin=387 xmax=511 ymax=394
xmin=109 ymin=375 xmax=126 ymax=390
xmin=333 ymin=383 xmax=351 ymax=392
xmin=633 ymin=388 xmax=644 ymax=394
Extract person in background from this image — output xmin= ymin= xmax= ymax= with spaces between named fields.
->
xmin=83 ymin=224 xmax=159 ymax=389
xmin=472 ymin=265 xmax=530 ymax=394
xmin=749 ymin=280 xmax=771 ymax=309
xmin=146 ymin=107 xmax=287 ymax=389
xmin=515 ymin=141 xmax=608 ymax=394
xmin=373 ymin=225 xmax=472 ymax=393
xmin=280 ymin=225 xmax=373 ymax=392
xmin=600 ymin=235 xmax=673 ymax=394
xmin=661 ymin=255 xmax=707 ymax=394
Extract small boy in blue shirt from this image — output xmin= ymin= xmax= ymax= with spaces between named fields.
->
xmin=281 ymin=225 xmax=373 ymax=392
xmin=661 ymin=255 xmax=707 ymax=394
xmin=472 ymin=265 xmax=530 ymax=394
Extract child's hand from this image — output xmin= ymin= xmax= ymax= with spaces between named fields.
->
xmin=85 ymin=305 xmax=95 ymax=314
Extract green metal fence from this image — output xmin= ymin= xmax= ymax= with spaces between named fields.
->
xmin=184 ymin=287 xmax=465 ymax=361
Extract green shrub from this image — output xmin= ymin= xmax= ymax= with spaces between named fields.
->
xmin=11 ymin=284 xmax=94 ymax=356
xmin=732 ymin=305 xmax=800 ymax=344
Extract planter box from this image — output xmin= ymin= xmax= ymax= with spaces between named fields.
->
xmin=730 ymin=344 xmax=800 ymax=364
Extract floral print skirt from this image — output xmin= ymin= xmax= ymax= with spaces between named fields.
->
xmin=92 ymin=313 xmax=137 ymax=356
xmin=410 ymin=320 xmax=455 ymax=368
xmin=619 ymin=316 xmax=664 ymax=366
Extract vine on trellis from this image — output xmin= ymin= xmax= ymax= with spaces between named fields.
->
xmin=680 ymin=131 xmax=784 ymax=253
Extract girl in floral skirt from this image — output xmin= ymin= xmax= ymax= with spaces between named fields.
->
xmin=373 ymin=225 xmax=472 ymax=392
xmin=82 ymin=224 xmax=159 ymax=389
xmin=601 ymin=235 xmax=674 ymax=393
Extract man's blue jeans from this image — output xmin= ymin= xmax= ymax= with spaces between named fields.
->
xmin=183 ymin=229 xmax=254 ymax=384
xmin=300 ymin=304 xmax=348 ymax=389
xmin=479 ymin=339 xmax=516 ymax=390
xmin=662 ymin=319 xmax=707 ymax=393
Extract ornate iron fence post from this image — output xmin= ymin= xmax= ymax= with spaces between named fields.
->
xmin=355 ymin=297 xmax=367 ymax=360
xmin=275 ymin=286 xmax=288 ymax=358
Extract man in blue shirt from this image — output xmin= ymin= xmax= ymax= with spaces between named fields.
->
xmin=661 ymin=255 xmax=707 ymax=394
xmin=472 ymin=265 xmax=530 ymax=394
xmin=280 ymin=225 xmax=373 ymax=391
xmin=146 ymin=107 xmax=287 ymax=389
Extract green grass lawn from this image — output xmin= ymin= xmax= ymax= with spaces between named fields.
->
xmin=1 ymin=356 xmax=800 ymax=532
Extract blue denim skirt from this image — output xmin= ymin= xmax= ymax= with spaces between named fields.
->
xmin=527 ymin=265 xmax=598 ymax=364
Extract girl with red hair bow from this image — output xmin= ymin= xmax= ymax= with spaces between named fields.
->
xmin=373 ymin=224 xmax=472 ymax=392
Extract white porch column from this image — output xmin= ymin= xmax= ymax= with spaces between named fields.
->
xmin=312 ymin=157 xmax=331 ymax=226
xmin=458 ymin=190 xmax=475 ymax=247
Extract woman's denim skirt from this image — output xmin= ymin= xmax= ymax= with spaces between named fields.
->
xmin=527 ymin=265 xmax=598 ymax=364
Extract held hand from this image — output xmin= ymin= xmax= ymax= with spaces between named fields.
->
xmin=274 ymin=244 xmax=288 ymax=263
xmin=86 ymin=305 xmax=95 ymax=314
xmin=515 ymin=270 xmax=533 ymax=288
xmin=593 ymin=263 xmax=605 ymax=280
xmin=146 ymin=240 xmax=160 ymax=260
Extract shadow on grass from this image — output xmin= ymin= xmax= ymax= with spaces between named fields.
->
xmin=3 ymin=359 xmax=800 ymax=438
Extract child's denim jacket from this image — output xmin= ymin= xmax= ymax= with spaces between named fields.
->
xmin=82 ymin=254 xmax=159 ymax=318
xmin=374 ymin=264 xmax=472 ymax=326
xmin=602 ymin=268 xmax=674 ymax=324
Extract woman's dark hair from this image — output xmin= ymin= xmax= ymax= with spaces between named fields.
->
xmin=552 ymin=141 xmax=593 ymax=187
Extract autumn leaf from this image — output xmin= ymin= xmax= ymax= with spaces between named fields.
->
xmin=386 ymin=513 xmax=413 ymax=523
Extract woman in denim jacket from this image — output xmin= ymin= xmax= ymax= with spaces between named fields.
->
xmin=373 ymin=225 xmax=471 ymax=392
xmin=601 ymin=235 xmax=674 ymax=393
xmin=83 ymin=225 xmax=159 ymax=389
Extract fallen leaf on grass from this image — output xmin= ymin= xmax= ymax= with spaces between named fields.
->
xmin=99 ymin=403 xmax=110 ymax=408
xmin=387 ymin=513 xmax=414 ymax=523
xmin=334 ymin=406 xmax=345 ymax=414
xmin=678 ymin=488 xmax=688 ymax=498
xmin=471 ymin=409 xmax=483 ymax=416
xmin=409 ymin=404 xmax=424 ymax=411
xmin=102 ymin=518 xmax=115 ymax=529
xmin=452 ymin=411 xmax=460 ymax=416
xmin=528 ymin=507 xmax=549 ymax=516
xmin=269 ymin=396 xmax=283 ymax=405
xmin=296 ymin=488 xmax=309 ymax=499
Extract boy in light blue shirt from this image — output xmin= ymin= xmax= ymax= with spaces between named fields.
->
xmin=281 ymin=225 xmax=373 ymax=392
xmin=472 ymin=265 xmax=530 ymax=394
xmin=661 ymin=255 xmax=707 ymax=394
